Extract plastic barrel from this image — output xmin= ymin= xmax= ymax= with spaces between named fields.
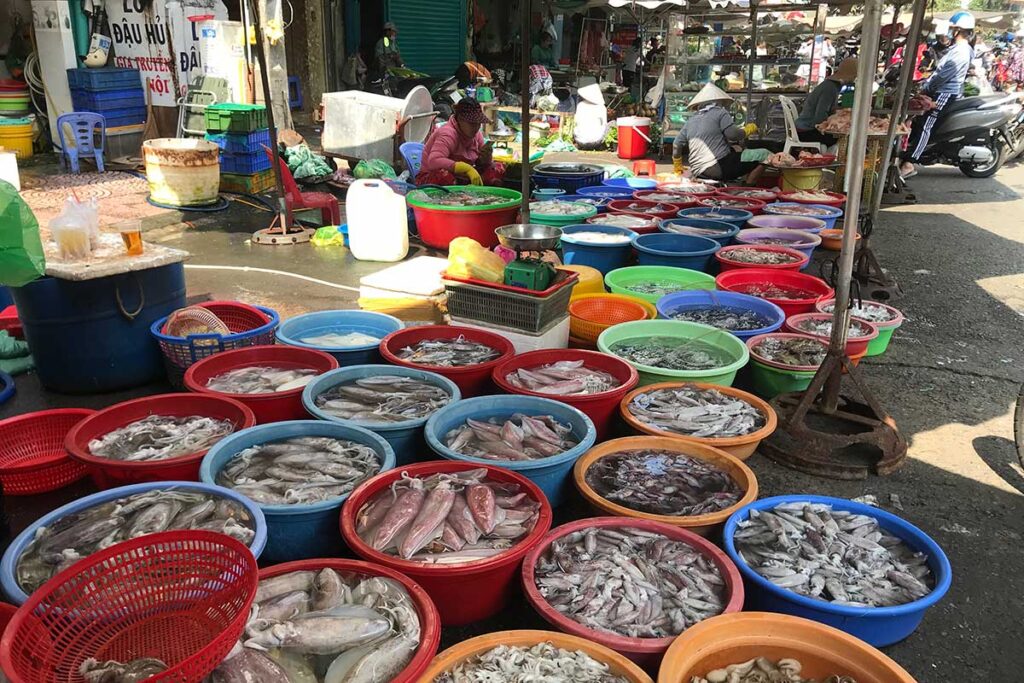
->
xmin=655 ymin=290 xmax=785 ymax=341
xmin=559 ymin=224 xmax=638 ymax=275
xmin=632 ymin=233 xmax=720 ymax=271
xmin=275 ymin=310 xmax=404 ymax=366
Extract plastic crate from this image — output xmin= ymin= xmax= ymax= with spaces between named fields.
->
xmin=220 ymin=169 xmax=276 ymax=194
xmin=206 ymin=128 xmax=271 ymax=153
xmin=205 ymin=103 xmax=268 ymax=133
xmin=70 ymin=87 xmax=145 ymax=111
xmin=442 ymin=272 xmax=577 ymax=333
xmin=66 ymin=67 xmax=142 ymax=91
xmin=74 ymin=106 xmax=147 ymax=127
xmin=219 ymin=149 xmax=272 ymax=174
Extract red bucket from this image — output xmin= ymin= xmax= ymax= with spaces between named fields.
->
xmin=184 ymin=345 xmax=338 ymax=423
xmin=715 ymin=245 xmax=809 ymax=272
xmin=64 ymin=394 xmax=256 ymax=489
xmin=784 ymin=312 xmax=880 ymax=357
xmin=492 ymin=350 xmax=638 ymax=440
xmin=340 ymin=461 xmax=553 ymax=625
xmin=616 ymin=116 xmax=652 ymax=159
xmin=0 ymin=409 xmax=93 ymax=495
xmin=412 ymin=205 xmax=521 ymax=249
xmin=607 ymin=199 xmax=681 ymax=221
xmin=379 ymin=325 xmax=515 ymax=398
xmin=716 ymin=268 xmax=833 ymax=318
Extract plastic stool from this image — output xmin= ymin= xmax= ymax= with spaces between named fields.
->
xmin=632 ymin=159 xmax=656 ymax=177
xmin=288 ymin=76 xmax=303 ymax=110
xmin=399 ymin=141 xmax=423 ymax=176
xmin=56 ymin=112 xmax=106 ymax=174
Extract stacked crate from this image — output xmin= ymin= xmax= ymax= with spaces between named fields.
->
xmin=67 ymin=67 xmax=147 ymax=127
xmin=204 ymin=103 xmax=274 ymax=194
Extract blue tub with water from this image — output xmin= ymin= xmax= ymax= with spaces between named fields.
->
xmin=424 ymin=395 xmax=596 ymax=506
xmin=0 ymin=480 xmax=268 ymax=605
xmin=764 ymin=203 xmax=844 ymax=229
xmin=603 ymin=177 xmax=658 ymax=190
xmin=724 ymin=495 xmax=952 ymax=647
xmin=678 ymin=206 xmax=753 ymax=230
xmin=576 ymin=185 xmax=635 ymax=201
xmin=276 ymin=310 xmax=403 ymax=366
xmin=632 ymin=233 xmax=720 ymax=272
xmin=659 ymin=218 xmax=739 ymax=247
xmin=555 ymin=194 xmax=609 ymax=213
xmin=201 ymin=420 xmax=394 ymax=563
xmin=560 ymin=224 xmax=638 ymax=275
xmin=656 ymin=290 xmax=785 ymax=341
xmin=303 ymin=364 xmax=461 ymax=465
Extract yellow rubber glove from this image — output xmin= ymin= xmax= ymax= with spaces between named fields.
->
xmin=672 ymin=157 xmax=684 ymax=174
xmin=743 ymin=122 xmax=759 ymax=137
xmin=453 ymin=161 xmax=483 ymax=186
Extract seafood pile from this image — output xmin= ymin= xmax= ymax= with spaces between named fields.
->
xmin=207 ymin=366 xmax=318 ymax=394
xmin=628 ymin=386 xmax=765 ymax=438
xmin=662 ymin=224 xmax=728 ymax=238
xmin=765 ymin=204 xmax=836 ymax=217
xmin=623 ymin=281 xmax=686 ymax=297
xmin=355 ymin=468 xmax=540 ymax=563
xmin=411 ymin=189 xmax=509 ymax=206
xmin=589 ymin=214 xmax=653 ymax=228
xmin=210 ymin=568 xmax=421 ymax=683
xmin=734 ymin=501 xmax=934 ymax=607
xmin=314 ymin=375 xmax=451 ymax=423
xmin=397 ymin=336 xmax=499 ymax=368
xmin=792 ymin=317 xmax=873 ymax=338
xmin=734 ymin=283 xmax=816 ymax=300
xmin=300 ymin=331 xmax=381 ymax=347
xmin=644 ymin=191 xmax=696 ymax=202
xmin=434 ymin=642 xmax=629 ymax=683
xmin=444 ymin=414 xmax=578 ymax=461
xmin=216 ymin=437 xmax=382 ymax=505
xmin=610 ymin=337 xmax=731 ymax=371
xmin=700 ymin=198 xmax=757 ymax=209
xmin=722 ymin=247 xmax=801 ymax=265
xmin=667 ymin=306 xmax=773 ymax=332
xmin=504 ymin=360 xmax=620 ymax=396
xmin=785 ymin=190 xmax=838 ymax=203
xmin=817 ymin=109 xmax=908 ymax=135
xmin=617 ymin=202 xmax=675 ymax=214
xmin=752 ymin=336 xmax=827 ymax=367
xmin=534 ymin=526 xmax=727 ymax=637
xmin=743 ymin=237 xmax=809 ymax=247
xmin=662 ymin=182 xmax=714 ymax=194
xmin=562 ymin=196 xmax=606 ymax=208
xmin=687 ymin=208 xmax=740 ymax=221
xmin=88 ymin=415 xmax=235 ymax=462
xmin=16 ymin=488 xmax=256 ymax=593
xmin=81 ymin=658 xmax=167 ymax=682
xmin=819 ymin=300 xmax=897 ymax=324
xmin=721 ymin=189 xmax=775 ymax=200
xmin=531 ymin=201 xmax=592 ymax=216
xmin=690 ymin=658 xmax=856 ymax=683
xmin=586 ymin=450 xmax=742 ymax=516
xmin=564 ymin=231 xmax=632 ymax=244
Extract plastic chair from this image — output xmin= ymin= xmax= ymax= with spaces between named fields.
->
xmin=779 ymin=96 xmax=826 ymax=157
xmin=262 ymin=146 xmax=340 ymax=226
xmin=56 ymin=112 xmax=105 ymax=173
xmin=632 ymin=159 xmax=656 ymax=177
xmin=399 ymin=141 xmax=424 ymax=177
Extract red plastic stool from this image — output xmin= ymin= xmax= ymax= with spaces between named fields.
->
xmin=633 ymin=159 xmax=656 ymax=177
xmin=263 ymin=147 xmax=341 ymax=225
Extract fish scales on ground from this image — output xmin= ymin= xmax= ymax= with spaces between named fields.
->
xmin=434 ymin=642 xmax=630 ymax=683
xmin=819 ymin=301 xmax=897 ymax=324
xmin=397 ymin=336 xmax=499 ymax=368
xmin=724 ymin=248 xmax=801 ymax=265
xmin=735 ymin=502 xmax=934 ymax=607
xmin=629 ymin=386 xmax=765 ymax=438
xmin=690 ymin=657 xmax=857 ymax=683
xmin=505 ymin=360 xmax=620 ymax=396
xmin=314 ymin=375 xmax=451 ymax=423
xmin=16 ymin=489 xmax=256 ymax=594
xmin=355 ymin=468 xmax=540 ymax=563
xmin=534 ymin=526 xmax=727 ymax=638
xmin=752 ymin=337 xmax=827 ymax=367
xmin=586 ymin=450 xmax=742 ymax=516
xmin=794 ymin=318 xmax=872 ymax=338
xmin=410 ymin=189 xmax=509 ymax=206
xmin=668 ymin=306 xmax=773 ymax=332
xmin=735 ymin=283 xmax=816 ymax=300
xmin=207 ymin=366 xmax=318 ymax=394
xmin=88 ymin=415 xmax=235 ymax=462
xmin=443 ymin=413 xmax=578 ymax=461
xmin=216 ymin=437 xmax=382 ymax=505
xmin=610 ymin=337 xmax=731 ymax=371
xmin=80 ymin=658 xmax=168 ymax=683
xmin=300 ymin=331 xmax=381 ymax=347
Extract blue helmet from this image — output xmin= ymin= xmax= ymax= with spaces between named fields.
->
xmin=949 ymin=11 xmax=976 ymax=31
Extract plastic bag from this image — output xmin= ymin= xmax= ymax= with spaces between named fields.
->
xmin=0 ymin=179 xmax=45 ymax=286
xmin=48 ymin=196 xmax=99 ymax=260
xmin=310 ymin=225 xmax=346 ymax=247
xmin=283 ymin=143 xmax=333 ymax=182
xmin=447 ymin=237 xmax=506 ymax=283
xmin=352 ymin=159 xmax=397 ymax=180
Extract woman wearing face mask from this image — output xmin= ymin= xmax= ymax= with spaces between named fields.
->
xmin=416 ymin=98 xmax=505 ymax=186
xmin=795 ymin=57 xmax=859 ymax=147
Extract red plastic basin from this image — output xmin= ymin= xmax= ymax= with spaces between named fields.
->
xmin=65 ymin=394 xmax=256 ymax=489
xmin=521 ymin=517 xmax=744 ymax=668
xmin=715 ymin=187 xmax=779 ymax=203
xmin=715 ymin=245 xmax=808 ymax=272
xmin=491 ymin=349 xmax=639 ymax=440
xmin=412 ymin=204 xmax=521 ymax=249
xmin=699 ymin=196 xmax=767 ymax=215
xmin=716 ymin=268 xmax=833 ymax=318
xmin=379 ymin=325 xmax=515 ymax=398
xmin=784 ymin=312 xmax=879 ymax=357
xmin=184 ymin=345 xmax=338 ymax=424
xmin=608 ymin=199 xmax=682 ymax=221
xmin=778 ymin=190 xmax=846 ymax=208
xmin=340 ymin=461 xmax=553 ymax=626
xmin=633 ymin=190 xmax=699 ymax=209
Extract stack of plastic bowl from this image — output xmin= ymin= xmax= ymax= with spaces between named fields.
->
xmin=569 ymin=293 xmax=656 ymax=345
xmin=785 ymin=312 xmax=879 ymax=358
xmin=744 ymin=332 xmax=829 ymax=397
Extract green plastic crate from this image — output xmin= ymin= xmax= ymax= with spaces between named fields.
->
xmin=220 ymin=169 xmax=276 ymax=194
xmin=205 ymin=103 xmax=268 ymax=133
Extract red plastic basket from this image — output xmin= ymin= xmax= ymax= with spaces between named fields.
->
xmin=0 ymin=409 xmax=93 ymax=495
xmin=0 ymin=531 xmax=258 ymax=683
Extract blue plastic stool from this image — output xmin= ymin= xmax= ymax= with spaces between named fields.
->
xmin=56 ymin=112 xmax=106 ymax=173
xmin=399 ymin=141 xmax=424 ymax=177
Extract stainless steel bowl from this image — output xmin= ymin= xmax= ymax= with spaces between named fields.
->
xmin=495 ymin=223 xmax=563 ymax=251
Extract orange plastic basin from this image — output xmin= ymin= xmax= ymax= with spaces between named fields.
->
xmin=569 ymin=293 xmax=655 ymax=343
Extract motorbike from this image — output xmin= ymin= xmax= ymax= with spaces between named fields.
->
xmin=369 ymin=68 xmax=459 ymax=119
xmin=1002 ymin=93 xmax=1024 ymax=161
xmin=915 ymin=92 xmax=1018 ymax=178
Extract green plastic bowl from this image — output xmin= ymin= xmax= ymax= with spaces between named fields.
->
xmin=405 ymin=185 xmax=522 ymax=211
xmin=596 ymin=319 xmax=749 ymax=387
xmin=529 ymin=201 xmax=597 ymax=227
xmin=866 ymin=326 xmax=897 ymax=356
xmin=604 ymin=266 xmax=716 ymax=304
xmin=747 ymin=360 xmax=817 ymax=398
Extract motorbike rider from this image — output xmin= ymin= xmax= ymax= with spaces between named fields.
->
xmin=900 ymin=12 xmax=975 ymax=178
xmin=373 ymin=22 xmax=403 ymax=79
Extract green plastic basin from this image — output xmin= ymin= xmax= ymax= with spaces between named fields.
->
xmin=529 ymin=201 xmax=597 ymax=227
xmin=405 ymin=185 xmax=522 ymax=211
xmin=866 ymin=325 xmax=898 ymax=356
xmin=747 ymin=359 xmax=817 ymax=398
xmin=604 ymin=266 xmax=716 ymax=304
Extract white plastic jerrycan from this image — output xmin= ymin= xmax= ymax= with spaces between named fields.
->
xmin=346 ymin=179 xmax=409 ymax=262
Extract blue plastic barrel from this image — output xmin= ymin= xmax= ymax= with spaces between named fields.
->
xmin=656 ymin=290 xmax=785 ymax=340
xmin=11 ymin=263 xmax=186 ymax=393
xmin=275 ymin=310 xmax=403 ymax=366
xmin=424 ymin=395 xmax=596 ymax=507
xmin=200 ymin=420 xmax=394 ymax=563
xmin=659 ymin=218 xmax=739 ymax=247
xmin=632 ymin=233 xmax=721 ymax=271
xmin=303 ymin=364 xmax=461 ymax=465
xmin=678 ymin=206 xmax=753 ymax=230
xmin=560 ymin=224 xmax=638 ymax=275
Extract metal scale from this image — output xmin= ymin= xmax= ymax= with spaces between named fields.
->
xmin=495 ymin=224 xmax=562 ymax=290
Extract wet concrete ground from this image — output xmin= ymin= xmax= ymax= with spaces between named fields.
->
xmin=3 ymin=151 xmax=1023 ymax=680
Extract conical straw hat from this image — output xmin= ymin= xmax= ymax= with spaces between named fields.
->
xmin=687 ymin=82 xmax=734 ymax=109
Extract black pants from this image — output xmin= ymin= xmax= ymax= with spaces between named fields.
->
xmin=696 ymin=150 xmax=759 ymax=181
xmin=623 ymin=70 xmax=635 ymax=88
xmin=797 ymin=128 xmax=838 ymax=148
xmin=901 ymin=93 xmax=956 ymax=163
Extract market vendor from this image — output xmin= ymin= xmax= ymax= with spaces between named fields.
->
xmin=374 ymin=22 xmax=403 ymax=76
xmin=531 ymin=32 xmax=557 ymax=68
xmin=672 ymin=83 xmax=764 ymax=184
xmin=795 ymin=57 xmax=859 ymax=147
xmin=416 ymin=98 xmax=505 ymax=187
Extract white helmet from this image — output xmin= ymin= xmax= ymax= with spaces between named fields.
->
xmin=949 ymin=11 xmax=976 ymax=31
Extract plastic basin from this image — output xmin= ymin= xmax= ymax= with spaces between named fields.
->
xmin=715 ymin=244 xmax=808 ymax=272
xmin=778 ymin=190 xmax=846 ymax=208
xmin=560 ymin=264 xmax=607 ymax=297
xmin=379 ymin=325 xmax=515 ymax=398
xmin=656 ymin=612 xmax=917 ymax=683
xmin=201 ymin=420 xmax=394 ymax=564
xmin=608 ymin=199 xmax=682 ymax=221
xmin=568 ymin=293 xmax=655 ymax=344
xmin=816 ymin=298 xmax=904 ymax=357
xmin=764 ymin=202 xmax=844 ymax=229
xmin=533 ymin=188 xmax=566 ymax=200
xmin=407 ymin=186 xmax=522 ymax=249
xmin=634 ymin=190 xmax=699 ymax=209
xmin=339 ymin=461 xmax=553 ymax=625
xmin=521 ymin=517 xmax=744 ymax=667
xmin=555 ymin=194 xmax=609 ymax=213
xmin=587 ymin=213 xmax=659 ymax=235
xmin=577 ymin=185 xmax=635 ymax=200
xmin=424 ymin=395 xmax=597 ymax=506
xmin=605 ymin=266 xmax=716 ymax=305
xmin=785 ymin=312 xmax=879 ymax=358
xmin=746 ymin=214 xmax=827 ymax=235
xmin=723 ymin=495 xmax=952 ymax=646
xmin=597 ymin=320 xmax=749 ymax=387
xmin=530 ymin=202 xmax=597 ymax=227
xmin=533 ymin=163 xmax=605 ymax=193
xmin=699 ymin=196 xmax=766 ymax=215
xmin=421 ymin=630 xmax=653 ymax=683
xmin=0 ymin=480 xmax=267 ymax=605
xmin=618 ymin=383 xmax=776 ymax=460
xmin=745 ymin=332 xmax=828 ymax=399
xmin=275 ymin=310 xmax=404 ymax=366
xmin=302 ymin=364 xmax=461 ymax=466
xmin=716 ymin=269 xmax=834 ymax=318
xmin=716 ymin=187 xmax=779 ymax=203
xmin=183 ymin=345 xmax=338 ymax=424
xmin=603 ymin=177 xmax=657 ymax=190
xmin=678 ymin=206 xmax=752 ymax=229
xmin=632 ymin=233 xmax=720 ymax=271
xmin=659 ymin=181 xmax=717 ymax=197
xmin=0 ymin=409 xmax=92 ymax=496
xmin=560 ymin=224 xmax=638 ymax=274
xmin=659 ymin=218 xmax=738 ymax=247
xmin=735 ymin=228 xmax=821 ymax=267
xmin=64 ymin=394 xmax=256 ymax=489
xmin=656 ymin=290 xmax=785 ymax=341
xmin=573 ymin=435 xmax=758 ymax=534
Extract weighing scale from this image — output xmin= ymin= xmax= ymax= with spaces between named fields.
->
xmin=495 ymin=224 xmax=562 ymax=290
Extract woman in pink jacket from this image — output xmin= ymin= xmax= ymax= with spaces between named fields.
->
xmin=415 ymin=98 xmax=506 ymax=186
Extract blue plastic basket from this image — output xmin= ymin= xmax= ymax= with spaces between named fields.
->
xmin=275 ymin=310 xmax=403 ymax=366
xmin=655 ymin=290 xmax=785 ymax=340
xmin=219 ymin=149 xmax=272 ymax=174
xmin=206 ymin=129 xmax=272 ymax=154
xmin=78 ymin=107 xmax=147 ymax=127
xmin=66 ymin=67 xmax=142 ymax=91
xmin=632 ymin=232 xmax=721 ymax=271
xmin=560 ymin=224 xmax=637 ymax=275
xmin=0 ymin=480 xmax=268 ymax=605
xmin=70 ymin=87 xmax=145 ymax=111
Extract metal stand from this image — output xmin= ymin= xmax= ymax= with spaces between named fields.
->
xmin=853 ymin=213 xmax=903 ymax=301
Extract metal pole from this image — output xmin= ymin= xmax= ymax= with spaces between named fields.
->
xmin=521 ymin=0 xmax=531 ymax=219
xmin=747 ymin=2 xmax=756 ymax=114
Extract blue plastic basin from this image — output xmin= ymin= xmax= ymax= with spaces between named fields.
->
xmin=576 ymin=185 xmax=635 ymax=200
xmin=632 ymin=233 xmax=721 ymax=271
xmin=555 ymin=194 xmax=609 ymax=213
xmin=424 ymin=395 xmax=596 ymax=506
xmin=560 ymin=224 xmax=638 ymax=275
xmin=0 ymin=480 xmax=268 ymax=605
xmin=200 ymin=420 xmax=394 ymax=563
xmin=655 ymin=290 xmax=785 ymax=340
xmin=276 ymin=310 xmax=404 ymax=367
xmin=659 ymin=218 xmax=739 ymax=247
xmin=678 ymin=206 xmax=753 ymax=229
xmin=724 ymin=495 xmax=952 ymax=647
xmin=603 ymin=177 xmax=658 ymax=190
xmin=302 ymin=364 xmax=461 ymax=465
xmin=764 ymin=202 xmax=844 ymax=229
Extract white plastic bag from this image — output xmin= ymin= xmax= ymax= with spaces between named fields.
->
xmin=48 ymin=196 xmax=99 ymax=259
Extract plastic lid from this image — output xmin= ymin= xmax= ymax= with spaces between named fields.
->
xmin=401 ymin=86 xmax=434 ymax=143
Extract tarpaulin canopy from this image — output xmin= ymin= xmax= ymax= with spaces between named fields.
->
xmin=825 ymin=10 xmax=1016 ymax=35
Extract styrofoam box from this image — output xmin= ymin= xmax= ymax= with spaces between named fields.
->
xmin=450 ymin=315 xmax=570 ymax=354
